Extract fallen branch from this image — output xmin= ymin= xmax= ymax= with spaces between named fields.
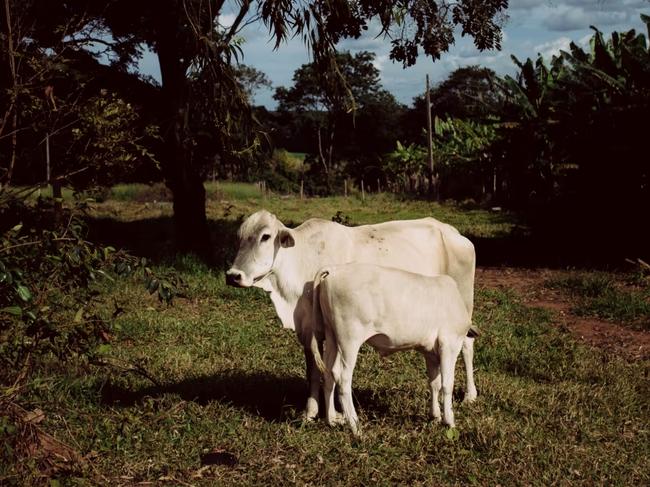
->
xmin=90 ymin=356 xmax=162 ymax=387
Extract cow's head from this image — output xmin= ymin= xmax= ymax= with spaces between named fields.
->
xmin=226 ymin=210 xmax=295 ymax=287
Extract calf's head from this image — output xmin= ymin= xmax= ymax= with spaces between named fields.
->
xmin=226 ymin=210 xmax=295 ymax=287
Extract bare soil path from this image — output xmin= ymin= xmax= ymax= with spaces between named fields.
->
xmin=476 ymin=267 xmax=650 ymax=360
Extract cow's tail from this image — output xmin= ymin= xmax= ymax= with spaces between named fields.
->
xmin=467 ymin=324 xmax=481 ymax=338
xmin=310 ymin=268 xmax=330 ymax=375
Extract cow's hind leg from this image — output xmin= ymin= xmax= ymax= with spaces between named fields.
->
xmin=424 ymin=352 xmax=442 ymax=422
xmin=461 ymin=336 xmax=477 ymax=403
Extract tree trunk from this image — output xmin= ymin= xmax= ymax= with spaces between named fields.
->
xmin=316 ymin=125 xmax=333 ymax=193
xmin=157 ymin=17 xmax=210 ymax=255
xmin=3 ymin=0 xmax=17 ymax=186
xmin=425 ymin=74 xmax=436 ymax=200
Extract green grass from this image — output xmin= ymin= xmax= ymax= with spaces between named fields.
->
xmin=8 ymin=185 xmax=77 ymax=201
xmin=84 ymin=183 xmax=517 ymax=264
xmin=3 ymin=186 xmax=648 ymax=485
xmin=205 ymin=181 xmax=265 ymax=201
xmin=547 ymin=274 xmax=650 ymax=329
xmin=6 ymin=260 xmax=647 ymax=485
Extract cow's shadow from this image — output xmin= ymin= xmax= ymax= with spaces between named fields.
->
xmin=100 ymin=371 xmax=391 ymax=423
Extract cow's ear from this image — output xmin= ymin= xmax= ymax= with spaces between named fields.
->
xmin=279 ymin=229 xmax=295 ymax=248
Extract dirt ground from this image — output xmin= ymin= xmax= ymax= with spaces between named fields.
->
xmin=476 ymin=267 xmax=650 ymax=361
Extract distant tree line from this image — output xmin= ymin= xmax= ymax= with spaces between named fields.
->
xmin=259 ymin=16 xmax=649 ymax=224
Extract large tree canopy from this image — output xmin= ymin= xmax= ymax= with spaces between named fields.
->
xmin=2 ymin=0 xmax=510 ymax=253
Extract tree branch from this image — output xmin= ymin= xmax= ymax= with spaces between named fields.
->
xmin=223 ymin=1 xmax=251 ymax=47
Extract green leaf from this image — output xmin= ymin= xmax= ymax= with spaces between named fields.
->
xmin=147 ymin=279 xmax=159 ymax=294
xmin=96 ymin=344 xmax=112 ymax=355
xmin=16 ymin=285 xmax=32 ymax=302
xmin=445 ymin=427 xmax=460 ymax=441
xmin=96 ymin=269 xmax=115 ymax=282
xmin=1 ymin=306 xmax=22 ymax=316
xmin=74 ymin=307 xmax=84 ymax=323
xmin=103 ymin=246 xmax=115 ymax=259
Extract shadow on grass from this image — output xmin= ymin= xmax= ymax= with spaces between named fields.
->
xmin=471 ymin=229 xmax=648 ymax=268
xmin=86 ymin=210 xmax=649 ymax=270
xmin=100 ymin=371 xmax=391 ymax=423
xmin=86 ymin=216 xmax=241 ymax=270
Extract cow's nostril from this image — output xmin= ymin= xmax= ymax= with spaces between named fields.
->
xmin=226 ymin=271 xmax=242 ymax=286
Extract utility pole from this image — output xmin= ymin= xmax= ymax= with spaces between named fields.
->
xmin=426 ymin=74 xmax=435 ymax=199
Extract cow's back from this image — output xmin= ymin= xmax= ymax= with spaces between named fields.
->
xmin=348 ymin=218 xmax=474 ymax=316
xmin=346 ymin=218 xmax=449 ymax=276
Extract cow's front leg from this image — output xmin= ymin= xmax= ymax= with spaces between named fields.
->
xmin=303 ymin=348 xmax=321 ymax=420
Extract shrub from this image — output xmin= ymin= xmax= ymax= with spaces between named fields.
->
xmin=0 ymin=192 xmax=177 ymax=388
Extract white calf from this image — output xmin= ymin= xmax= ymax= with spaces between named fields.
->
xmin=311 ymin=263 xmax=471 ymax=435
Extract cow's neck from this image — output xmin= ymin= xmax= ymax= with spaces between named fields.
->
xmin=263 ymin=234 xmax=322 ymax=331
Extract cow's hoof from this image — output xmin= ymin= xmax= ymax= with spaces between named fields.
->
xmin=430 ymin=408 xmax=442 ymax=422
xmin=327 ymin=412 xmax=347 ymax=427
xmin=303 ymin=401 xmax=319 ymax=421
xmin=462 ymin=393 xmax=477 ymax=405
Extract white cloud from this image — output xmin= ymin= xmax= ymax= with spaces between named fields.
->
xmin=533 ymin=36 xmax=573 ymax=59
xmin=511 ymin=0 xmax=648 ymax=12
xmin=542 ymin=6 xmax=630 ymax=32
xmin=372 ymin=54 xmax=389 ymax=72
xmin=219 ymin=13 xmax=237 ymax=29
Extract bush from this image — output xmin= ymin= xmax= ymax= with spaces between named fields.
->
xmin=0 ymin=191 xmax=177 ymax=388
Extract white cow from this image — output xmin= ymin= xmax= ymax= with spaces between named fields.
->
xmin=226 ymin=210 xmax=477 ymax=419
xmin=310 ymin=263 xmax=471 ymax=435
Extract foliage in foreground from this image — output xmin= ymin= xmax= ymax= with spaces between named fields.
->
xmin=0 ymin=192 xmax=180 ymax=390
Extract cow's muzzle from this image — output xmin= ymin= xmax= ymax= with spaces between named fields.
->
xmin=226 ymin=270 xmax=244 ymax=287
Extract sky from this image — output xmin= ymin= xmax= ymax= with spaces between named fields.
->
xmin=136 ymin=1 xmax=650 ymax=109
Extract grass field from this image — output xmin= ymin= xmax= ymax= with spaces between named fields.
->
xmin=2 ymin=183 xmax=648 ymax=485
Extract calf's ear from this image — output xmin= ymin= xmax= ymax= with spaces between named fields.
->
xmin=278 ymin=229 xmax=295 ymax=248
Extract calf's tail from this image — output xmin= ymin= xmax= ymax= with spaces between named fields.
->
xmin=467 ymin=324 xmax=481 ymax=338
xmin=310 ymin=268 xmax=330 ymax=375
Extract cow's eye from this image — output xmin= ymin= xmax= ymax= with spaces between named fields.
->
xmin=260 ymin=233 xmax=271 ymax=242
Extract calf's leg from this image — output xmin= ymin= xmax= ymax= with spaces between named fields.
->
xmin=322 ymin=336 xmax=345 ymax=426
xmin=424 ymin=352 xmax=442 ymax=422
xmin=461 ymin=336 xmax=478 ymax=403
xmin=334 ymin=342 xmax=362 ymax=436
xmin=439 ymin=337 xmax=464 ymax=428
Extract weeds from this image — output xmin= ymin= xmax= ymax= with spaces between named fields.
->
xmin=546 ymin=274 xmax=650 ymax=329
